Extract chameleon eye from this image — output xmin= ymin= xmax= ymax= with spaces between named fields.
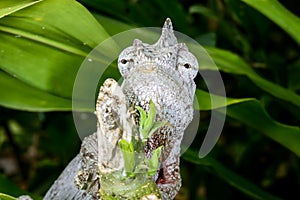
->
xmin=183 ymin=63 xmax=191 ymax=69
xmin=121 ymin=59 xmax=128 ymax=64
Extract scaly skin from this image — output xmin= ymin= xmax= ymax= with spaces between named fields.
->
xmin=44 ymin=18 xmax=198 ymax=200
xmin=118 ymin=18 xmax=197 ymax=199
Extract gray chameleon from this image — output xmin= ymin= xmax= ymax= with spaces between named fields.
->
xmin=44 ymin=18 xmax=198 ymax=200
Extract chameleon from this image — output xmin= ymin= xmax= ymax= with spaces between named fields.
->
xmin=44 ymin=18 xmax=198 ymax=200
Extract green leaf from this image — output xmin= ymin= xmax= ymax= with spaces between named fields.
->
xmin=226 ymin=100 xmax=300 ymax=157
xmin=0 ymin=193 xmax=16 ymax=200
xmin=0 ymin=0 xmax=110 ymax=102
xmin=92 ymin=13 xmax=135 ymax=36
xmin=189 ymin=5 xmax=218 ymax=20
xmin=143 ymin=100 xmax=156 ymax=134
xmin=119 ymin=139 xmax=134 ymax=153
xmin=136 ymin=106 xmax=147 ymax=127
xmin=195 ymin=89 xmax=300 ymax=157
xmin=79 ymin=0 xmax=188 ymax=30
xmin=136 ymin=106 xmax=147 ymax=139
xmin=119 ymin=139 xmax=135 ymax=175
xmin=194 ymin=89 xmax=253 ymax=110
xmin=242 ymin=0 xmax=300 ymax=46
xmin=195 ymin=32 xmax=217 ymax=47
xmin=136 ymin=101 xmax=165 ymax=141
xmin=148 ymin=146 xmax=163 ymax=176
xmin=147 ymin=121 xmax=168 ymax=140
xmin=204 ymin=47 xmax=300 ymax=107
xmin=182 ymin=150 xmax=282 ymax=200
xmin=0 ymin=0 xmax=41 ymax=18
xmin=0 ymin=71 xmax=71 ymax=111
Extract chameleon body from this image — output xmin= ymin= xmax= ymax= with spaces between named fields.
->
xmin=44 ymin=18 xmax=198 ymax=200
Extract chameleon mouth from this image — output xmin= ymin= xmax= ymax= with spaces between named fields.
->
xmin=125 ymin=65 xmax=192 ymax=103
xmin=137 ymin=64 xmax=157 ymax=73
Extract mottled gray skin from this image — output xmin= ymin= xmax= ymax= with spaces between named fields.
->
xmin=45 ymin=18 xmax=198 ymax=200
xmin=118 ymin=19 xmax=197 ymax=199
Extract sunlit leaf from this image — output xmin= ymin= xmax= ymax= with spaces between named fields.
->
xmin=0 ymin=193 xmax=16 ymax=200
xmin=144 ymin=100 xmax=156 ymax=133
xmin=0 ymin=0 xmax=110 ymax=100
xmin=119 ymin=139 xmax=135 ymax=175
xmin=194 ymin=89 xmax=253 ymax=110
xmin=0 ymin=71 xmax=71 ymax=111
xmin=0 ymin=0 xmax=41 ymax=18
xmin=148 ymin=146 xmax=163 ymax=176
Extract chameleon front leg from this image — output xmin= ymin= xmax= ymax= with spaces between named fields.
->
xmin=157 ymin=139 xmax=182 ymax=200
xmin=157 ymin=159 xmax=181 ymax=200
xmin=44 ymin=153 xmax=96 ymax=200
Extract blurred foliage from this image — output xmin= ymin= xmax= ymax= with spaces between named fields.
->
xmin=0 ymin=0 xmax=300 ymax=199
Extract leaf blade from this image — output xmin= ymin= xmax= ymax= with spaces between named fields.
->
xmin=0 ymin=71 xmax=72 ymax=111
xmin=195 ymin=89 xmax=300 ymax=157
xmin=0 ymin=0 xmax=110 ymax=99
xmin=203 ymin=47 xmax=300 ymax=107
xmin=182 ymin=149 xmax=282 ymax=200
xmin=0 ymin=0 xmax=42 ymax=19
xmin=242 ymin=0 xmax=300 ymax=46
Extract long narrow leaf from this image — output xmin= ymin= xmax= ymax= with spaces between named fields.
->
xmin=0 ymin=193 xmax=16 ymax=200
xmin=203 ymin=47 xmax=300 ymax=107
xmin=182 ymin=149 xmax=282 ymax=200
xmin=0 ymin=0 xmax=110 ymax=99
xmin=0 ymin=71 xmax=71 ymax=111
xmin=194 ymin=89 xmax=253 ymax=110
xmin=226 ymin=100 xmax=300 ymax=157
xmin=242 ymin=0 xmax=300 ymax=46
xmin=196 ymin=89 xmax=300 ymax=157
xmin=0 ymin=0 xmax=42 ymax=18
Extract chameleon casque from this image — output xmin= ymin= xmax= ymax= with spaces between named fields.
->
xmin=44 ymin=18 xmax=198 ymax=200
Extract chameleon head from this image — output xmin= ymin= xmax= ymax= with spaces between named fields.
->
xmin=118 ymin=18 xmax=198 ymax=99
xmin=117 ymin=18 xmax=198 ymax=152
